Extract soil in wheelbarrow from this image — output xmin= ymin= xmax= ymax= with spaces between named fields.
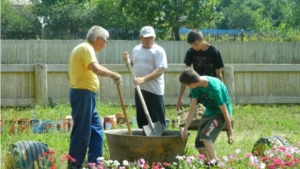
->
xmin=104 ymin=129 xmax=188 ymax=164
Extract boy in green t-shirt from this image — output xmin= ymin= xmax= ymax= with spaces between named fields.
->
xmin=179 ymin=68 xmax=233 ymax=165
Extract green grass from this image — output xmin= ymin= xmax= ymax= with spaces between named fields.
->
xmin=1 ymin=103 xmax=300 ymax=168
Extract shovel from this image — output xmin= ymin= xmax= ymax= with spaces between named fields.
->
xmin=116 ymin=84 xmax=132 ymax=136
xmin=124 ymin=58 xmax=163 ymax=137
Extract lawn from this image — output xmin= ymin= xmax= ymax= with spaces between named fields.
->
xmin=1 ymin=103 xmax=299 ymax=168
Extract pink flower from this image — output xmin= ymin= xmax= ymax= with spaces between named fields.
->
xmin=245 ymin=152 xmax=252 ymax=158
xmin=278 ymin=146 xmax=286 ymax=151
xmin=286 ymin=154 xmax=293 ymax=159
xmin=152 ymin=166 xmax=159 ymax=169
xmin=230 ymin=154 xmax=236 ymax=158
xmin=162 ymin=162 xmax=170 ymax=167
xmin=138 ymin=158 xmax=146 ymax=168
xmin=88 ymin=163 xmax=96 ymax=167
xmin=186 ymin=157 xmax=191 ymax=163
xmin=267 ymin=163 xmax=276 ymax=169
xmin=272 ymin=158 xmax=283 ymax=166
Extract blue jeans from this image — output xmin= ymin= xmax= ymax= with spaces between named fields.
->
xmin=68 ymin=88 xmax=104 ymax=169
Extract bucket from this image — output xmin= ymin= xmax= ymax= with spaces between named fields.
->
xmin=8 ymin=119 xmax=31 ymax=134
xmin=42 ymin=120 xmax=54 ymax=133
xmin=5 ymin=140 xmax=52 ymax=169
xmin=104 ymin=129 xmax=188 ymax=164
xmin=104 ymin=116 xmax=117 ymax=130
xmin=56 ymin=118 xmax=72 ymax=132
xmin=31 ymin=119 xmax=43 ymax=133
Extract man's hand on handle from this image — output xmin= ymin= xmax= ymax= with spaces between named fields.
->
xmin=122 ymin=51 xmax=130 ymax=61
xmin=112 ymin=72 xmax=122 ymax=85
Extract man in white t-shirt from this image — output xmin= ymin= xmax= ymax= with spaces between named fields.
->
xmin=122 ymin=26 xmax=168 ymax=129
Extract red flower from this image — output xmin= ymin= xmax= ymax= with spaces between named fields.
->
xmin=49 ymin=157 xmax=54 ymax=162
xmin=49 ymin=149 xmax=55 ymax=155
xmin=261 ymin=157 xmax=270 ymax=162
xmin=285 ymin=161 xmax=294 ymax=167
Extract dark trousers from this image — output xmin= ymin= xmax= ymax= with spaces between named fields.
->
xmin=135 ymin=89 xmax=166 ymax=129
xmin=68 ymin=88 xmax=104 ymax=169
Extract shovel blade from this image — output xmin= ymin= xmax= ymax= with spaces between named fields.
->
xmin=143 ymin=122 xmax=164 ymax=137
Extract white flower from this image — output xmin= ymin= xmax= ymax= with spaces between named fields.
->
xmin=222 ymin=156 xmax=228 ymax=161
xmin=102 ymin=160 xmax=110 ymax=167
xmin=123 ymin=160 xmax=129 ymax=166
xmin=236 ymin=149 xmax=241 ymax=154
xmin=107 ymin=160 xmax=113 ymax=164
xmin=260 ymin=162 xmax=266 ymax=169
xmin=189 ymin=156 xmax=195 ymax=161
xmin=172 ymin=162 xmax=178 ymax=165
xmin=176 ymin=155 xmax=185 ymax=161
xmin=210 ymin=159 xmax=217 ymax=164
xmin=97 ymin=157 xmax=105 ymax=161
xmin=112 ymin=160 xmax=120 ymax=167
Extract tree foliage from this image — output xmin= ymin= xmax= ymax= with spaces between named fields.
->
xmin=1 ymin=0 xmax=40 ymax=39
xmin=1 ymin=0 xmax=299 ymax=40
xmin=120 ymin=0 xmax=223 ymax=40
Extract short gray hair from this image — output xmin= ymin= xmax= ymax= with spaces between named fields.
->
xmin=86 ymin=26 xmax=109 ymax=43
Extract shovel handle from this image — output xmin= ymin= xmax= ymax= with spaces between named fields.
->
xmin=116 ymin=84 xmax=132 ymax=135
xmin=124 ymin=58 xmax=156 ymax=132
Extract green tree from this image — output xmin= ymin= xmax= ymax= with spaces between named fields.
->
xmin=1 ymin=0 xmax=39 ymax=39
xmin=120 ymin=0 xmax=223 ymax=40
xmin=217 ymin=0 xmax=263 ymax=29
xmin=288 ymin=0 xmax=300 ymax=30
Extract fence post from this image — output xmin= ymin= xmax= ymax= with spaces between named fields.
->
xmin=35 ymin=64 xmax=48 ymax=105
xmin=222 ymin=66 xmax=235 ymax=103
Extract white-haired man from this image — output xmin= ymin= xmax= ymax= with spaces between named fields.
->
xmin=68 ymin=25 xmax=121 ymax=168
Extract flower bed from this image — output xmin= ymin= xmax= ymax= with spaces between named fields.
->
xmin=80 ymin=143 xmax=300 ymax=169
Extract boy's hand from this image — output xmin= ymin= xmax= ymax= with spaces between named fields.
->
xmin=180 ymin=127 xmax=188 ymax=141
xmin=176 ymin=99 xmax=183 ymax=111
xmin=227 ymin=132 xmax=234 ymax=144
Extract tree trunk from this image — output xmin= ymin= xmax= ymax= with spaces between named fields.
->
xmin=173 ymin=27 xmax=180 ymax=41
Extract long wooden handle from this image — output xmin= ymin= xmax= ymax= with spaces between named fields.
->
xmin=124 ymin=58 xmax=155 ymax=129
xmin=116 ymin=84 xmax=132 ymax=135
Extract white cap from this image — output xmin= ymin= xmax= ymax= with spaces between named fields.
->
xmin=140 ymin=26 xmax=156 ymax=37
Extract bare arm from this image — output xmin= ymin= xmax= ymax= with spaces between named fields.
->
xmin=219 ymin=104 xmax=233 ymax=144
xmin=176 ymin=83 xmax=187 ymax=110
xmin=134 ymin=68 xmax=164 ymax=85
xmin=215 ymin=68 xmax=224 ymax=82
xmin=181 ymin=98 xmax=198 ymax=141
xmin=176 ymin=65 xmax=190 ymax=110
xmin=88 ymin=62 xmax=117 ymax=78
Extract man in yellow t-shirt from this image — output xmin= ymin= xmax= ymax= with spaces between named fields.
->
xmin=67 ymin=25 xmax=121 ymax=169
